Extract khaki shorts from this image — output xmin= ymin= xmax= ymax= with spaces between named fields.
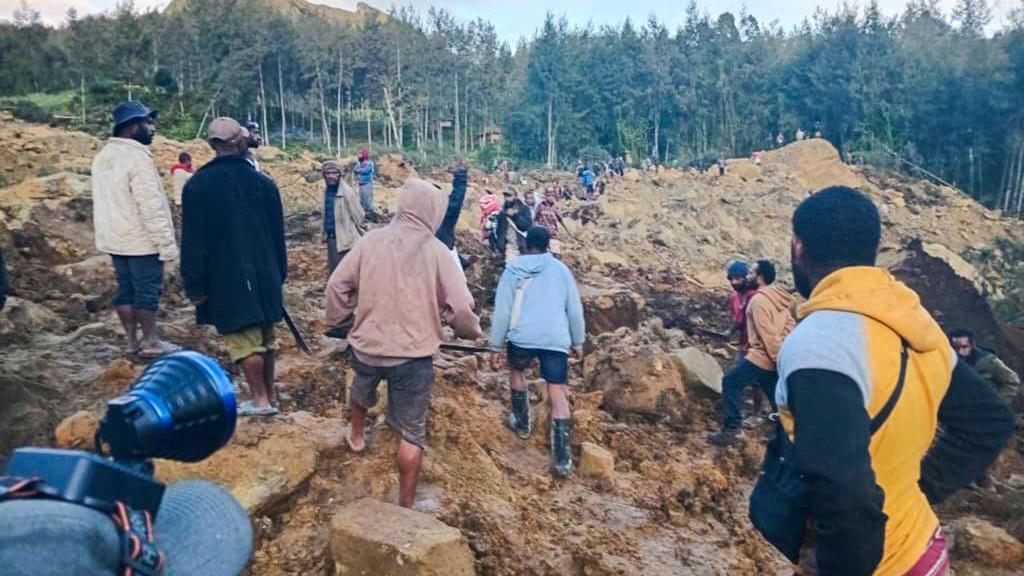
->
xmin=223 ymin=324 xmax=279 ymax=363
xmin=350 ymin=356 xmax=434 ymax=448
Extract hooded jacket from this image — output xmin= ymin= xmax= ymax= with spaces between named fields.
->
xmin=773 ymin=267 xmax=1014 ymax=576
xmin=92 ymin=138 xmax=178 ymax=260
xmin=180 ymin=156 xmax=287 ymax=335
xmin=435 ymin=168 xmax=467 ymax=250
xmin=325 ymin=178 xmax=482 ymax=361
xmin=745 ymin=283 xmax=796 ymax=371
xmin=324 ymin=181 xmax=365 ymax=253
xmin=494 ymin=198 xmax=532 ymax=254
xmin=488 ymin=253 xmax=585 ymax=354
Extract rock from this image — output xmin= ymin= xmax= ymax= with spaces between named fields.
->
xmin=671 ymin=347 xmax=723 ymax=395
xmin=597 ymin=351 xmax=686 ymax=418
xmin=54 ymin=255 xmax=116 ymax=302
xmin=156 ymin=414 xmax=329 ymax=516
xmin=951 ymin=516 xmax=1024 ymax=567
xmin=0 ymin=297 xmax=66 ymax=343
xmin=580 ymin=285 xmax=646 ymax=335
xmin=579 ymin=442 xmax=615 ymax=479
xmin=54 ymin=410 xmax=100 ymax=449
xmin=330 ymin=498 xmax=475 ymax=576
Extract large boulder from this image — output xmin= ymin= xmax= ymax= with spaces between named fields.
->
xmin=330 ymin=498 xmax=475 ymax=576
xmin=672 ymin=347 xmax=723 ymax=395
xmin=0 ymin=297 xmax=66 ymax=343
xmin=580 ymin=285 xmax=646 ymax=335
xmin=595 ymin=350 xmax=686 ymax=418
xmin=579 ymin=442 xmax=615 ymax=479
xmin=951 ymin=517 xmax=1024 ymax=568
xmin=156 ymin=411 xmax=342 ymax=516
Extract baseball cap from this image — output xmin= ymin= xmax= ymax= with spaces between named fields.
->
xmin=208 ymin=117 xmax=246 ymax=142
xmin=112 ymin=101 xmax=158 ymax=128
xmin=0 ymin=479 xmax=252 ymax=575
xmin=727 ymin=261 xmax=749 ymax=279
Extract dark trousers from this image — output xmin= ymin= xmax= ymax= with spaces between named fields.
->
xmin=722 ymin=358 xmax=777 ymax=429
xmin=326 ymin=241 xmax=348 ymax=276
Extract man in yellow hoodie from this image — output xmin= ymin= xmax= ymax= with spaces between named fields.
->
xmin=762 ymin=186 xmax=1013 ymax=575
xmin=709 ymin=259 xmax=795 ymax=446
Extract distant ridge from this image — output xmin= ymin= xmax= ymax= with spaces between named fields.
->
xmin=164 ymin=0 xmax=386 ymax=24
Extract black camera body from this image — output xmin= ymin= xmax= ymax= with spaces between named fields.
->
xmin=4 ymin=448 xmax=164 ymax=516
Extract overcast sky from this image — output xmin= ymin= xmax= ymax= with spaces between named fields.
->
xmin=2 ymin=0 xmax=1018 ymax=42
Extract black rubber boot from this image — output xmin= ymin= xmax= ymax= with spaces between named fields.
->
xmin=505 ymin=389 xmax=531 ymax=439
xmin=550 ymin=418 xmax=573 ymax=478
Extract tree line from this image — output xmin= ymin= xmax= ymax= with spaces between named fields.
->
xmin=1 ymin=0 xmax=1023 ymax=215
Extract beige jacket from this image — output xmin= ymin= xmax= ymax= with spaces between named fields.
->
xmin=325 ymin=178 xmax=482 ymax=360
xmin=746 ymin=283 xmax=796 ymax=371
xmin=92 ymin=138 xmax=177 ymax=260
xmin=172 ymin=168 xmax=191 ymax=206
xmin=324 ymin=181 xmax=365 ymax=252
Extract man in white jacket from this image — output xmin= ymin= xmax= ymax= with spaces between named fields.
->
xmin=92 ymin=101 xmax=179 ymax=358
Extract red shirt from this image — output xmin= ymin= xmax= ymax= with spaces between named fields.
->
xmin=170 ymin=162 xmax=193 ymax=174
xmin=729 ymin=288 xmax=758 ymax=350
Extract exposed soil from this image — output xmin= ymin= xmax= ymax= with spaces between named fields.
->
xmin=1 ymin=113 xmax=1022 ymax=575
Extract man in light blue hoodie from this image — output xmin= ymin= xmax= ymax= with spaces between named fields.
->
xmin=489 ymin=226 xmax=586 ymax=477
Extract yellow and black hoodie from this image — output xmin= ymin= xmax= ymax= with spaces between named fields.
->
xmin=775 ymin=267 xmax=1014 ymax=575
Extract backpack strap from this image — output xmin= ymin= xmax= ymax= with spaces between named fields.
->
xmin=869 ymin=340 xmax=909 ymax=435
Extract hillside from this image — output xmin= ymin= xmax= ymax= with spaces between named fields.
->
xmin=1 ymin=115 xmax=1022 ymax=575
xmin=164 ymin=0 xmax=386 ymax=24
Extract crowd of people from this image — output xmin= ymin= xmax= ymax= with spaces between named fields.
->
xmin=67 ymin=98 xmax=1023 ymax=576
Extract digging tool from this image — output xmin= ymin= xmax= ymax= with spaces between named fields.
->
xmin=439 ymin=342 xmax=491 ymax=354
xmin=282 ymin=308 xmax=311 ymax=355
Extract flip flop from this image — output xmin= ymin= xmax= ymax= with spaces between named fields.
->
xmin=138 ymin=340 xmax=182 ymax=359
xmin=238 ymin=400 xmax=280 ymax=417
xmin=345 ymin=426 xmax=366 ymax=454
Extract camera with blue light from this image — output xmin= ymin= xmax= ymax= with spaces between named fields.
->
xmin=3 ymin=351 xmax=237 ymax=517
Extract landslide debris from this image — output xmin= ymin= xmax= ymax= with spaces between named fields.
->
xmin=3 ymin=114 xmax=1023 ymax=575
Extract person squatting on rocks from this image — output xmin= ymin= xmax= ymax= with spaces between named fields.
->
xmin=243 ymin=120 xmax=262 ymax=172
xmin=494 ymin=189 xmax=532 ymax=264
xmin=325 ymin=178 xmax=483 ymax=508
xmin=948 ymin=328 xmax=1021 ymax=407
xmin=181 ymin=117 xmax=288 ymax=417
xmin=489 ymin=227 xmax=586 ymax=477
xmin=709 ymin=260 xmax=794 ymax=446
xmin=435 ymin=160 xmax=469 ymax=270
xmin=353 ymin=148 xmax=376 ymax=216
xmin=91 ymin=100 xmax=179 ymax=358
xmin=752 ymin=186 xmax=1014 ymax=576
xmin=321 ymin=161 xmax=365 ymax=275
xmin=170 ymin=151 xmax=193 ymax=208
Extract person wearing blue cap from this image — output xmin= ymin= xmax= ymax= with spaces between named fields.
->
xmin=92 ymin=101 xmax=179 ymax=358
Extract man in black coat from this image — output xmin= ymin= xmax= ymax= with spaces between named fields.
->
xmin=181 ymin=117 xmax=287 ymax=417
xmin=494 ymin=189 xmax=532 ymax=265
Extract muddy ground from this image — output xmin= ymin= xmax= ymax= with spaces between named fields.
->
xmin=1 ymin=114 xmax=1023 ymax=575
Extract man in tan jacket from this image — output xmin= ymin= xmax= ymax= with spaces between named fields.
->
xmin=325 ymin=178 xmax=482 ymax=508
xmin=321 ymin=161 xmax=364 ymax=274
xmin=92 ymin=101 xmax=178 ymax=358
xmin=709 ymin=259 xmax=795 ymax=446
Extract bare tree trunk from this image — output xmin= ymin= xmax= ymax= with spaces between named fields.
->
xmin=365 ymin=101 xmax=372 ymax=150
xmin=258 ymin=62 xmax=270 ymax=147
xmin=277 ymin=55 xmax=287 ymax=150
xmin=383 ymin=86 xmax=400 ymax=148
xmin=336 ymin=51 xmax=343 ymax=155
xmin=314 ymin=60 xmax=332 ymax=153
xmin=396 ymin=41 xmax=403 ymax=149
xmin=546 ymin=96 xmax=555 ymax=169
xmin=453 ymin=72 xmax=461 ymax=154
xmin=653 ymin=112 xmax=660 ymax=161
xmin=80 ymin=76 xmax=87 ymax=124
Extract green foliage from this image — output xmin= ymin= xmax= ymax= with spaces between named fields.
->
xmin=0 ymin=0 xmax=1022 ymax=213
xmin=8 ymin=99 xmax=54 ymax=123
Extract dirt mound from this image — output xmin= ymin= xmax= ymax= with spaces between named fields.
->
xmin=1 ymin=120 xmax=1022 ymax=576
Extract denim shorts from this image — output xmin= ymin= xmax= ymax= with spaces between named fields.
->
xmin=507 ymin=343 xmax=569 ymax=384
xmin=111 ymin=254 xmax=164 ymax=311
xmin=350 ymin=356 xmax=434 ymax=448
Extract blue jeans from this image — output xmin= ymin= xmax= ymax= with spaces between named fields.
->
xmin=722 ymin=358 xmax=777 ymax=429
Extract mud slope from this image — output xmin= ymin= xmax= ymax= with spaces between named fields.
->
xmin=2 ymin=114 xmax=1022 ymax=575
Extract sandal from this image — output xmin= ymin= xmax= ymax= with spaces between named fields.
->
xmin=345 ymin=426 xmax=366 ymax=453
xmin=138 ymin=340 xmax=182 ymax=359
xmin=238 ymin=400 xmax=280 ymax=417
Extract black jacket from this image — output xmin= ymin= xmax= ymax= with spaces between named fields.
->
xmin=435 ymin=168 xmax=467 ymax=250
xmin=494 ymin=199 xmax=532 ymax=253
xmin=181 ymin=156 xmax=287 ymax=335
